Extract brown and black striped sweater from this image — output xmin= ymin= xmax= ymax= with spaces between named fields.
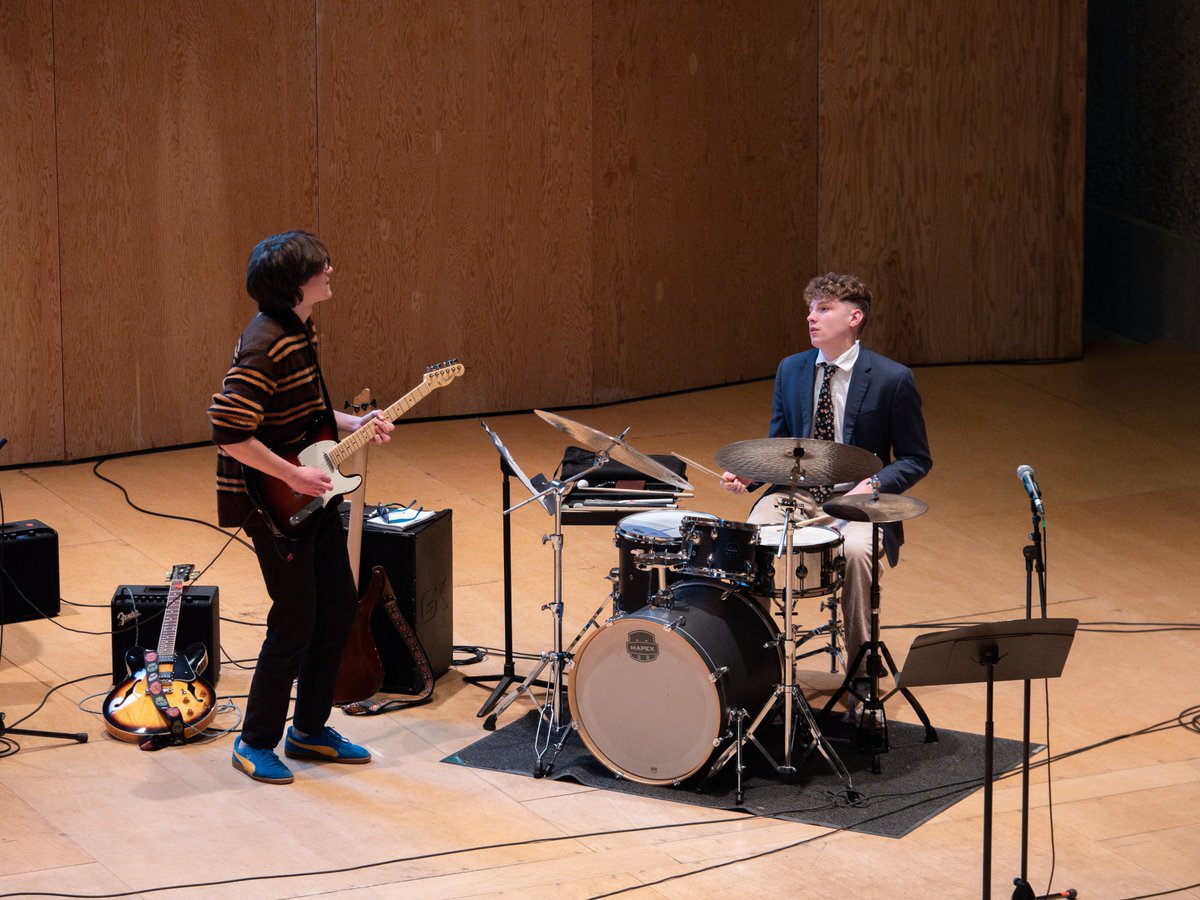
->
xmin=207 ymin=311 xmax=328 ymax=528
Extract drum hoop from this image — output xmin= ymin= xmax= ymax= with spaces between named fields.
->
xmin=758 ymin=525 xmax=844 ymax=552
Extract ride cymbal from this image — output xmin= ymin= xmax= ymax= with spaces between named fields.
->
xmin=534 ymin=410 xmax=693 ymax=491
xmin=715 ymin=437 xmax=881 ymax=488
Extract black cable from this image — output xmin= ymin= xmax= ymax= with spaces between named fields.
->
xmin=91 ymin=458 xmax=254 ymax=551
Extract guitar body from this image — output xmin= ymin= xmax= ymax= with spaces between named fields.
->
xmin=244 ymin=360 xmax=464 ymax=539
xmin=244 ymin=412 xmax=363 ymax=539
xmin=333 ymin=566 xmax=387 ymax=704
xmin=103 ymin=642 xmax=217 ymax=742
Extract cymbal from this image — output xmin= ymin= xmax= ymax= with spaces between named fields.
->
xmin=822 ymin=493 xmax=928 ymax=524
xmin=534 ymin=410 xmax=693 ymax=491
xmin=715 ymin=437 xmax=881 ymax=488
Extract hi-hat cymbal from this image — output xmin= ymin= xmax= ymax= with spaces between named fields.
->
xmin=534 ymin=410 xmax=693 ymax=491
xmin=715 ymin=437 xmax=881 ymax=488
xmin=822 ymin=493 xmax=928 ymax=524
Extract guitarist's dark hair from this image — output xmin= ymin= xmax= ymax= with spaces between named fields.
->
xmin=245 ymin=230 xmax=331 ymax=313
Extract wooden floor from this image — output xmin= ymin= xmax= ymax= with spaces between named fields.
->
xmin=2 ymin=339 xmax=1199 ymax=899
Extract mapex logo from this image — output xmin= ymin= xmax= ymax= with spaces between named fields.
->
xmin=626 ymin=629 xmax=658 ymax=662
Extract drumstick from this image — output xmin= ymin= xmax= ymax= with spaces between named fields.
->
xmin=671 ymin=452 xmax=725 ymax=482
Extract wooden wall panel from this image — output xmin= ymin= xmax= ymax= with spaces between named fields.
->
xmin=54 ymin=0 xmax=317 ymax=459
xmin=592 ymin=0 xmax=818 ymax=403
xmin=818 ymin=0 xmax=1086 ymax=364
xmin=317 ymin=0 xmax=593 ymax=416
xmin=1 ymin=0 xmax=62 ymax=465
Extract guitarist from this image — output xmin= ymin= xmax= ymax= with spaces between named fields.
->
xmin=207 ymin=230 xmax=394 ymax=784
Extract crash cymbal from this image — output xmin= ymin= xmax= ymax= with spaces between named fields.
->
xmin=534 ymin=410 xmax=693 ymax=491
xmin=822 ymin=493 xmax=928 ymax=524
xmin=715 ymin=437 xmax=881 ymax=488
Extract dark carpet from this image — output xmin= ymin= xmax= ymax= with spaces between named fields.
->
xmin=443 ymin=710 xmax=1033 ymax=838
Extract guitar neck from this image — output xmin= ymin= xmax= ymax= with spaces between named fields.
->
xmin=329 ymin=382 xmax=434 ymax=467
xmin=156 ymin=566 xmax=192 ymax=658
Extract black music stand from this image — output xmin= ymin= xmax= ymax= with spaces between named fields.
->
xmin=898 ymin=618 xmax=1077 ymax=900
xmin=468 ymin=423 xmax=553 ymax=718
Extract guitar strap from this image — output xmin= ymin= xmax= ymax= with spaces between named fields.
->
xmin=139 ymin=651 xmax=187 ymax=751
xmin=342 ymin=586 xmax=435 ymax=716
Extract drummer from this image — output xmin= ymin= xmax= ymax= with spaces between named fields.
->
xmin=721 ymin=273 xmax=932 ymax=693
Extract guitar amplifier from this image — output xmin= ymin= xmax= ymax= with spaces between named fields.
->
xmin=343 ymin=506 xmax=454 ymax=693
xmin=109 ymin=583 xmax=221 ymax=686
xmin=0 ymin=519 xmax=60 ymax=624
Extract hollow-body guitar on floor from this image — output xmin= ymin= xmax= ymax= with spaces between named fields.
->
xmin=103 ymin=564 xmax=216 ymax=745
xmin=245 ymin=359 xmax=464 ymax=538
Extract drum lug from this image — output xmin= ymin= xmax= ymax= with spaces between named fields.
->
xmin=663 ymin=617 xmax=685 ymax=632
xmin=709 ymin=665 xmax=729 ymax=683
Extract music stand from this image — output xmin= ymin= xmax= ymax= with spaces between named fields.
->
xmin=898 ymin=618 xmax=1077 ymax=900
xmin=467 ymin=422 xmax=554 ymax=717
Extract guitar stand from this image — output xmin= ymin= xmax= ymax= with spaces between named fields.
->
xmin=701 ymin=499 xmax=854 ymax=803
xmin=819 ymin=521 xmax=937 ymax=774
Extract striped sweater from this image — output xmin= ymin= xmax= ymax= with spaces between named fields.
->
xmin=208 ymin=311 xmax=328 ymax=528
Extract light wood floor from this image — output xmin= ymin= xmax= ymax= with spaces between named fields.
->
xmin=2 ymin=339 xmax=1199 ymax=899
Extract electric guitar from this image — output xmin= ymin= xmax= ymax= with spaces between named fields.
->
xmin=244 ymin=359 xmax=464 ymax=538
xmin=103 ymin=564 xmax=217 ymax=744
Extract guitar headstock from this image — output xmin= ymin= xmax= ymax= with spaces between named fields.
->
xmin=165 ymin=563 xmax=195 ymax=584
xmin=423 ymin=358 xmax=465 ymax=388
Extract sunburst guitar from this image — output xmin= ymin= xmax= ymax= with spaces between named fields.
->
xmin=103 ymin=564 xmax=217 ymax=744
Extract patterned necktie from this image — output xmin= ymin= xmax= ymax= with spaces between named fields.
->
xmin=810 ymin=362 xmax=837 ymax=502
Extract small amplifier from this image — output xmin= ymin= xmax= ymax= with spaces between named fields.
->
xmin=110 ymin=583 xmax=222 ymax=686
xmin=0 ymin=519 xmax=60 ymax=624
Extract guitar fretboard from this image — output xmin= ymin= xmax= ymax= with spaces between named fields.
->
xmin=329 ymin=382 xmax=435 ymax=466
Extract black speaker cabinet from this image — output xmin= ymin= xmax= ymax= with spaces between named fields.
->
xmin=110 ymin=583 xmax=221 ymax=686
xmin=348 ymin=508 xmax=453 ymax=693
xmin=0 ymin=519 xmax=60 ymax=624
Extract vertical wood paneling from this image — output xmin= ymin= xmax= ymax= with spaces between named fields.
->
xmin=818 ymin=0 xmax=1086 ymax=364
xmin=1 ymin=0 xmax=62 ymax=464
xmin=54 ymin=0 xmax=317 ymax=459
xmin=592 ymin=0 xmax=818 ymax=403
xmin=317 ymin=0 xmax=593 ymax=416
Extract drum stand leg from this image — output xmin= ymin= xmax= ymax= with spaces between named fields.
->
xmin=819 ymin=523 xmax=937 ymax=773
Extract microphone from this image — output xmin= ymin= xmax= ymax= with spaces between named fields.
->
xmin=1016 ymin=464 xmax=1044 ymax=514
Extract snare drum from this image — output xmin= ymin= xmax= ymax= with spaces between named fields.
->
xmin=753 ymin=524 xmax=845 ymax=598
xmin=613 ymin=509 xmax=718 ymax=612
xmin=678 ymin=517 xmax=760 ymax=586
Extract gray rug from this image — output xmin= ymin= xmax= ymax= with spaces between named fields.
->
xmin=444 ymin=710 xmax=1033 ymax=838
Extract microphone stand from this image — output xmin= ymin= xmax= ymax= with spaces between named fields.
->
xmin=1011 ymin=491 xmax=1075 ymax=900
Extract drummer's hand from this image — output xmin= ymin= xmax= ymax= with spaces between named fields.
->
xmin=846 ymin=479 xmax=874 ymax=495
xmin=721 ymin=472 xmax=751 ymax=494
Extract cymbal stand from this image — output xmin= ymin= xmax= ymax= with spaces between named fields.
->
xmin=480 ymin=449 xmax=610 ymax=777
xmin=819 ymin=484 xmax=937 ymax=773
xmin=701 ymin=493 xmax=853 ymax=802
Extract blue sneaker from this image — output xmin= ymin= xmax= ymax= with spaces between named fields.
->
xmin=232 ymin=737 xmax=294 ymax=784
xmin=284 ymin=726 xmax=371 ymax=764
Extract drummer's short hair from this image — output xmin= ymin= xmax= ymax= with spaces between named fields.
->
xmin=804 ymin=273 xmax=873 ymax=335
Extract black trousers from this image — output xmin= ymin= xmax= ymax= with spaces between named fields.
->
xmin=241 ymin=506 xmax=358 ymax=749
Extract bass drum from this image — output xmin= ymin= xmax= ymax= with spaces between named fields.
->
xmin=568 ymin=580 xmax=781 ymax=785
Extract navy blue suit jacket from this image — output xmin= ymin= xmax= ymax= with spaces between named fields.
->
xmin=766 ymin=346 xmax=932 ymax=565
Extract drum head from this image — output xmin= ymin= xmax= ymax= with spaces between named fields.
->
xmin=616 ymin=508 xmax=716 ymax=542
xmin=570 ymin=612 xmax=721 ymax=783
xmin=758 ymin=523 xmax=843 ymax=551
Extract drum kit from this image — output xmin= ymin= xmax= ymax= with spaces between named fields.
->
xmin=481 ymin=409 xmax=933 ymax=800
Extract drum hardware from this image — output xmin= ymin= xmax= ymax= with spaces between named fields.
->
xmin=793 ymin=594 xmax=846 ymax=674
xmin=699 ymin=496 xmax=854 ymax=802
xmin=818 ymin=485 xmax=938 ymax=773
xmin=613 ymin=509 xmax=714 ymax=613
xmin=478 ymin=422 xmax=621 ymax=776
